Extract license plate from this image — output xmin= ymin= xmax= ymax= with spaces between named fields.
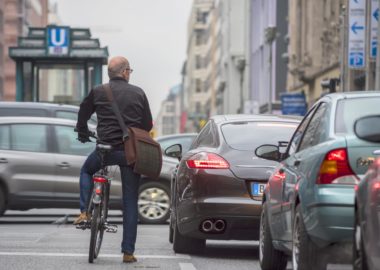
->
xmin=251 ymin=182 xmax=266 ymax=196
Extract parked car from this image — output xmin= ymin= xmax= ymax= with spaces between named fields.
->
xmin=255 ymin=92 xmax=380 ymax=270
xmin=138 ymin=133 xmax=197 ymax=224
xmin=0 ymin=117 xmax=115 ymax=215
xmin=0 ymin=101 xmax=97 ymax=125
xmin=0 ymin=116 xmax=197 ymax=225
xmin=353 ymin=115 xmax=380 ymax=270
xmin=166 ymin=114 xmax=300 ymax=254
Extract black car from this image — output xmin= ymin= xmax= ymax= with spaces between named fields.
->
xmin=166 ymin=114 xmax=300 ymax=254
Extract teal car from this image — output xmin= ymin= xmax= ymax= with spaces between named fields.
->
xmin=255 ymin=92 xmax=380 ymax=270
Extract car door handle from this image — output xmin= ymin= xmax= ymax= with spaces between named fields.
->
xmin=0 ymin=158 xmax=8 ymax=164
xmin=57 ymin=162 xmax=70 ymax=168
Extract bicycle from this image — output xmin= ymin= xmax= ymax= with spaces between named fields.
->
xmin=74 ymin=129 xmax=118 ymax=263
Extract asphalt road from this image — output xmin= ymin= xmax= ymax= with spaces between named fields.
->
xmin=0 ymin=210 xmax=352 ymax=270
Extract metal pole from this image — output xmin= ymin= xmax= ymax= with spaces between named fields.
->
xmin=340 ymin=5 xmax=346 ymax=92
xmin=365 ymin=0 xmax=371 ymax=91
xmin=376 ymin=3 xmax=380 ymax=89
xmin=268 ymin=41 xmax=273 ymax=114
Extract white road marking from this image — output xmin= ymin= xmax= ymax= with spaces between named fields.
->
xmin=0 ymin=251 xmax=191 ymax=259
xmin=179 ymin=262 xmax=197 ymax=270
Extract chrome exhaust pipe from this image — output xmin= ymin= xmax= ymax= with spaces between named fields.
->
xmin=201 ymin=220 xmax=213 ymax=232
xmin=214 ymin=219 xmax=226 ymax=232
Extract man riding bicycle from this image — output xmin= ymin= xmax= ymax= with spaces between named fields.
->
xmin=74 ymin=56 xmax=153 ymax=263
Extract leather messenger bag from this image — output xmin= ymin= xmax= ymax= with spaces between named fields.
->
xmin=104 ymin=83 xmax=162 ymax=179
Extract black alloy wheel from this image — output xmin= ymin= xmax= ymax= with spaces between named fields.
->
xmin=173 ymin=220 xmax=205 ymax=254
xmin=353 ymin=208 xmax=368 ymax=270
xmin=292 ymin=205 xmax=326 ymax=270
xmin=259 ymin=202 xmax=287 ymax=270
xmin=0 ymin=187 xmax=6 ymax=216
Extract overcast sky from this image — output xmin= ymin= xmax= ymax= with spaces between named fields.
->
xmin=51 ymin=0 xmax=193 ymax=118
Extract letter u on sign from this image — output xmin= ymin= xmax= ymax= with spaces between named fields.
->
xmin=47 ymin=27 xmax=69 ymax=56
xmin=50 ymin=29 xmax=66 ymax=46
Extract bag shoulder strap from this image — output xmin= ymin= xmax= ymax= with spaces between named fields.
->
xmin=103 ymin=83 xmax=129 ymax=140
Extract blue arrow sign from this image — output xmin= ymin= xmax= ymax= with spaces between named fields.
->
xmin=374 ymin=8 xmax=379 ymax=21
xmin=351 ymin=22 xmax=365 ymax=34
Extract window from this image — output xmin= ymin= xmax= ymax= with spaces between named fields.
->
xmin=221 ymin=121 xmax=298 ymax=151
xmin=195 ymin=55 xmax=202 ymax=69
xmin=192 ymin=122 xmax=218 ymax=149
xmin=0 ymin=125 xmax=10 ymax=150
xmin=335 ymin=97 xmax=380 ymax=135
xmin=11 ymin=124 xmax=48 ymax=152
xmin=196 ymin=79 xmax=202 ymax=93
xmin=287 ymin=106 xmax=316 ymax=156
xmin=195 ymin=102 xmax=202 ymax=113
xmin=0 ymin=108 xmax=48 ymax=117
xmin=55 ymin=125 xmax=94 ymax=156
xmin=55 ymin=110 xmax=98 ymax=125
xmin=56 ymin=111 xmax=77 ymax=121
xmin=298 ymin=103 xmax=328 ymax=151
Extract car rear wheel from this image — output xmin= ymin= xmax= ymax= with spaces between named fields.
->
xmin=293 ymin=205 xmax=326 ymax=270
xmin=353 ymin=209 xmax=368 ymax=270
xmin=0 ymin=186 xmax=6 ymax=216
xmin=173 ymin=220 xmax=205 ymax=254
xmin=138 ymin=182 xmax=170 ymax=224
xmin=259 ymin=202 xmax=287 ymax=270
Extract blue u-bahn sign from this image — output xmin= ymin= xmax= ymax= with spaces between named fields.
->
xmin=47 ymin=26 xmax=70 ymax=56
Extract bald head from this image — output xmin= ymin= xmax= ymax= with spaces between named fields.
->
xmin=108 ymin=56 xmax=130 ymax=80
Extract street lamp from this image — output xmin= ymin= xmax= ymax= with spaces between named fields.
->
xmin=265 ymin=26 xmax=277 ymax=114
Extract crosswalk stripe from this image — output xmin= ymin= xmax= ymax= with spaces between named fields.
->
xmin=0 ymin=251 xmax=191 ymax=259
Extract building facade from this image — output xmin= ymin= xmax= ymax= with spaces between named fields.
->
xmin=155 ymin=85 xmax=182 ymax=137
xmin=250 ymin=0 xmax=288 ymax=114
xmin=287 ymin=0 xmax=344 ymax=105
xmin=1 ymin=0 xmax=49 ymax=101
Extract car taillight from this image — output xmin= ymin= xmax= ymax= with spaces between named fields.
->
xmin=317 ymin=148 xmax=358 ymax=185
xmin=186 ymin=152 xmax=230 ymax=169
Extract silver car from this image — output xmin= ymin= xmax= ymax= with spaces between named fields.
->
xmin=0 ymin=116 xmax=196 ymax=224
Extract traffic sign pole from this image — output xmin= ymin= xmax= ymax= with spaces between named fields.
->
xmin=376 ymin=2 xmax=380 ymax=89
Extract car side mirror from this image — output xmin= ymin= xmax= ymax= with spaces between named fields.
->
xmin=354 ymin=115 xmax=380 ymax=143
xmin=165 ymin=144 xmax=182 ymax=160
xmin=255 ymin=144 xmax=281 ymax=161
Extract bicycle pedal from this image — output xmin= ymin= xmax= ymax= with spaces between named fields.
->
xmin=105 ymin=224 xmax=118 ymax=233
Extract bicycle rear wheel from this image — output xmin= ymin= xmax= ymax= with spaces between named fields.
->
xmin=88 ymin=204 xmax=105 ymax=263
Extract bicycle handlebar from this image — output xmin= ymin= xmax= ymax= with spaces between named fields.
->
xmin=74 ymin=128 xmax=97 ymax=142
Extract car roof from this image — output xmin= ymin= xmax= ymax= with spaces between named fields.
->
xmin=0 ymin=116 xmax=95 ymax=128
xmin=210 ymin=114 xmax=302 ymax=125
xmin=155 ymin=133 xmax=198 ymax=141
xmin=320 ymin=91 xmax=380 ymax=102
xmin=0 ymin=101 xmax=80 ymax=110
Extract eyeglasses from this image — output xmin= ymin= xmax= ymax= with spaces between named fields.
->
xmin=125 ymin=68 xmax=134 ymax=73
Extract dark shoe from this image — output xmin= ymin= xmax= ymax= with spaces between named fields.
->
xmin=73 ymin=212 xmax=90 ymax=225
xmin=123 ymin=253 xmax=137 ymax=263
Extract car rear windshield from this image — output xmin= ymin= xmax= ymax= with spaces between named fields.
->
xmin=335 ymin=97 xmax=380 ymax=135
xmin=221 ymin=121 xmax=298 ymax=151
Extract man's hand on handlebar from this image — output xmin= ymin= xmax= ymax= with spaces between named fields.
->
xmin=74 ymin=128 xmax=96 ymax=143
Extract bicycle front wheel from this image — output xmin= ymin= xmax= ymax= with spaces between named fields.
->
xmin=88 ymin=204 xmax=105 ymax=263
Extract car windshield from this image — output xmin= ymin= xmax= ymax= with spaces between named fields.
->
xmin=335 ymin=97 xmax=380 ymax=135
xmin=221 ymin=121 xmax=298 ymax=151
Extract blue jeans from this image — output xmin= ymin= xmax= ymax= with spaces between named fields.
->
xmin=79 ymin=149 xmax=140 ymax=254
